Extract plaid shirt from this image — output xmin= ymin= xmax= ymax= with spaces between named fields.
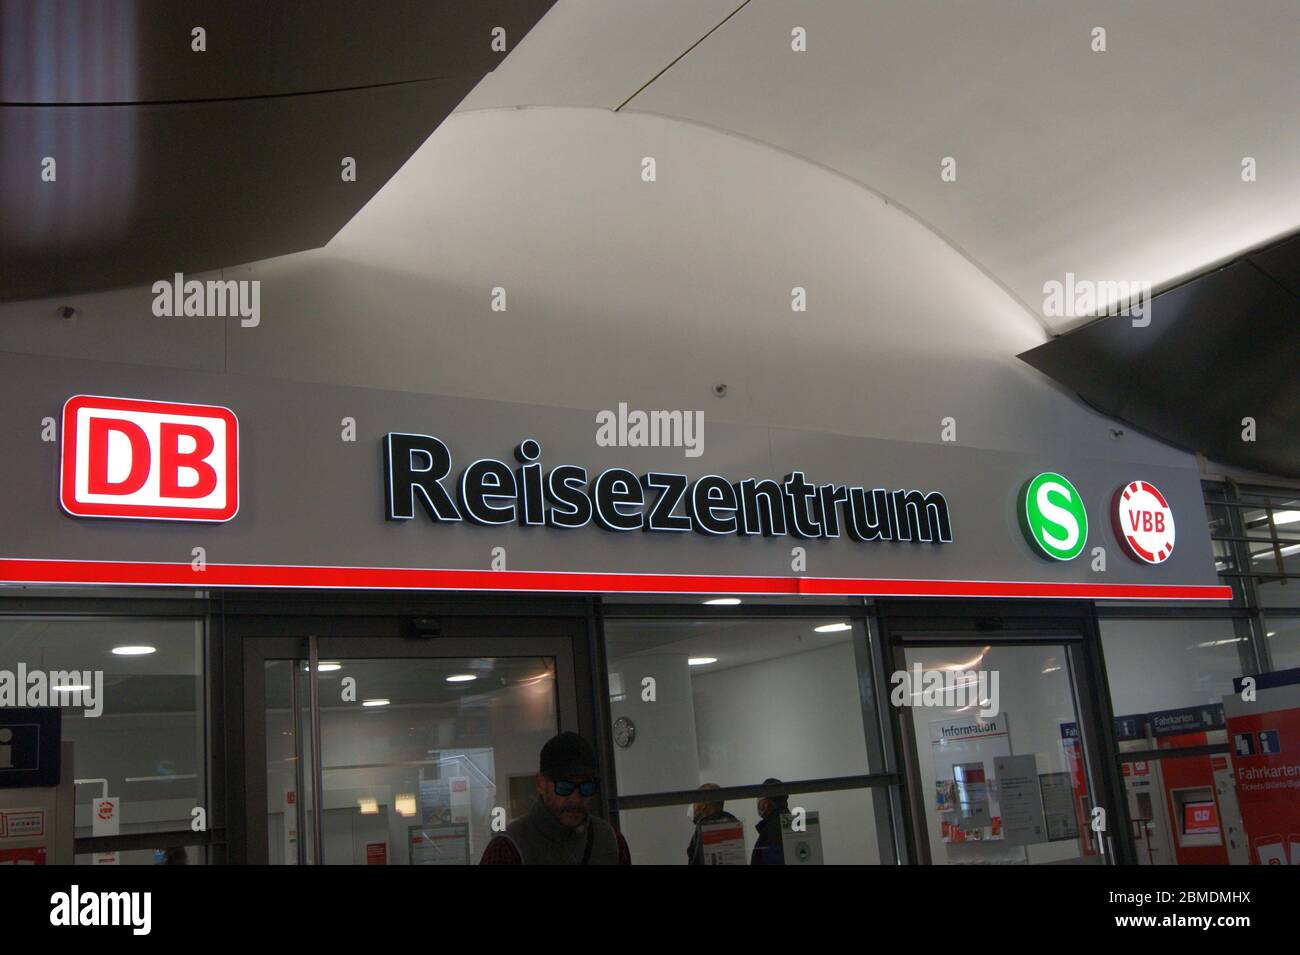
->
xmin=479 ymin=829 xmax=631 ymax=865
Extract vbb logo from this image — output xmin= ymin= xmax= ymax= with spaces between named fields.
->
xmin=60 ymin=395 xmax=239 ymax=522
xmin=1111 ymin=480 xmax=1175 ymax=564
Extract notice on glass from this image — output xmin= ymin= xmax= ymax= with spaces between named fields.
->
xmin=698 ymin=820 xmax=747 ymax=865
xmin=994 ymin=755 xmax=1047 ymax=846
xmin=409 ymin=823 xmax=470 ymax=865
xmin=1039 ymin=772 xmax=1080 ymax=841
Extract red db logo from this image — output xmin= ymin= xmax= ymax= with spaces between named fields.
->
xmin=60 ymin=395 xmax=239 ymax=522
xmin=1112 ymin=480 xmax=1175 ymax=564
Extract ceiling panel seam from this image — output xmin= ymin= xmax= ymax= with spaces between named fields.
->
xmin=0 ymin=75 xmax=463 ymax=109
xmin=615 ymin=0 xmax=755 ymax=112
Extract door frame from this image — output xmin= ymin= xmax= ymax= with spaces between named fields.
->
xmin=875 ymin=598 xmax=1133 ymax=865
xmin=218 ymin=592 xmax=597 ymax=864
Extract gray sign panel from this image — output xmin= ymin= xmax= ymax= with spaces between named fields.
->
xmin=0 ymin=353 xmax=1223 ymax=596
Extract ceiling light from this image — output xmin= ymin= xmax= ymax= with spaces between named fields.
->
xmin=1251 ymin=543 xmax=1300 ymax=562
xmin=688 ymin=657 xmax=717 ymax=666
xmin=1269 ymin=510 xmax=1300 ymax=525
xmin=358 ymin=798 xmax=379 ymax=815
xmin=814 ymin=622 xmax=852 ymax=633
xmin=395 ymin=793 xmax=417 ymax=817
xmin=317 ymin=662 xmax=341 ymax=672
xmin=940 ymin=648 xmax=991 ymax=671
xmin=446 ymin=674 xmax=477 ymax=683
xmin=52 ymin=684 xmax=91 ymax=693
xmin=111 ymin=645 xmax=156 ymax=656
xmin=704 ymin=598 xmax=741 ymax=605
xmin=362 ymin=698 xmax=390 ymax=707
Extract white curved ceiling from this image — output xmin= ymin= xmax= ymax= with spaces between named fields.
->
xmin=462 ymin=0 xmax=1300 ymax=333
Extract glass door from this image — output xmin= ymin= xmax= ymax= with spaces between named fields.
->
xmin=880 ymin=602 xmax=1126 ymax=865
xmin=238 ymin=619 xmax=585 ymax=865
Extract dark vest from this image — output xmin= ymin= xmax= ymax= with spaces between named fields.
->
xmin=504 ymin=798 xmax=620 ymax=865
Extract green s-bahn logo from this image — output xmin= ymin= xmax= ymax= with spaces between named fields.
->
xmin=1019 ymin=472 xmax=1088 ymax=561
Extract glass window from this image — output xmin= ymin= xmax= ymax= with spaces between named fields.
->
xmin=1265 ymin=615 xmax=1300 ymax=671
xmin=603 ymin=616 xmax=884 ymax=864
xmin=616 ymin=787 xmax=882 ymax=865
xmin=76 ymin=845 xmax=207 ymax=866
xmin=265 ymin=656 xmax=558 ymax=865
xmin=1237 ymin=495 xmax=1300 ymax=609
xmin=0 ymin=616 xmax=206 ymax=852
xmin=1100 ymin=618 xmax=1249 ymax=716
xmin=902 ymin=643 xmax=1094 ymax=865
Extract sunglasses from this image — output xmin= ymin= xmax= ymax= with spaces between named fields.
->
xmin=552 ymin=779 xmax=599 ymax=797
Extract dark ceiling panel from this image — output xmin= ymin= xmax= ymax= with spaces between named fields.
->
xmin=1019 ymin=234 xmax=1300 ymax=478
xmin=0 ymin=77 xmax=479 ymax=299
xmin=0 ymin=0 xmax=557 ymax=301
xmin=1 ymin=0 xmax=555 ymax=102
xmin=1249 ymin=234 xmax=1300 ymax=300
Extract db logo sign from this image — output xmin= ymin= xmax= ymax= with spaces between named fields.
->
xmin=1112 ymin=480 xmax=1175 ymax=564
xmin=60 ymin=395 xmax=239 ymax=522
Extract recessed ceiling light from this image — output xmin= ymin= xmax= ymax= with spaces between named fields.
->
xmin=317 ymin=662 xmax=342 ymax=672
xmin=1251 ymin=543 xmax=1300 ymax=561
xmin=112 ymin=645 xmax=156 ymax=656
xmin=814 ymin=622 xmax=852 ymax=633
xmin=446 ymin=674 xmax=477 ymax=683
xmin=704 ymin=598 xmax=741 ymax=605
xmin=688 ymin=657 xmax=717 ymax=666
xmin=52 ymin=684 xmax=91 ymax=693
xmin=357 ymin=798 xmax=379 ymax=815
xmin=362 ymin=698 xmax=390 ymax=707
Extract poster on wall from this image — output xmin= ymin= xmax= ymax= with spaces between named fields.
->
xmin=1059 ymin=723 xmax=1100 ymax=856
xmin=1223 ymin=669 xmax=1300 ymax=865
xmin=779 ymin=811 xmax=824 ymax=865
xmin=1039 ymin=772 xmax=1080 ymax=841
xmin=91 ymin=796 xmax=119 ymax=866
xmin=929 ymin=714 xmax=1010 ymax=843
xmin=418 ymin=777 xmax=451 ymax=826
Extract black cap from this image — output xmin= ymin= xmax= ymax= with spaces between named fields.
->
xmin=539 ymin=731 xmax=599 ymax=780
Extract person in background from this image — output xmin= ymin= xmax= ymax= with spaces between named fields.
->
xmin=479 ymin=731 xmax=630 ymax=864
xmin=686 ymin=782 xmax=738 ymax=865
xmin=750 ymin=778 xmax=790 ymax=865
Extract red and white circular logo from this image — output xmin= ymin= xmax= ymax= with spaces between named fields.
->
xmin=1112 ymin=481 xmax=1176 ymax=564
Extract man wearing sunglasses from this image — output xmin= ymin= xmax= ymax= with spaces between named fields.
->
xmin=479 ymin=732 xmax=631 ymax=864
